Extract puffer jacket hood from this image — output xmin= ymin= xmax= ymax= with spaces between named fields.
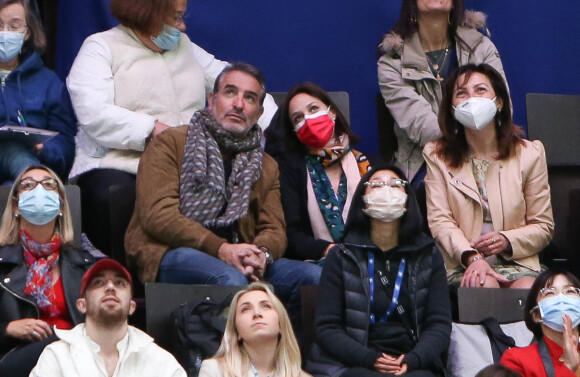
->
xmin=378 ymin=10 xmax=489 ymax=56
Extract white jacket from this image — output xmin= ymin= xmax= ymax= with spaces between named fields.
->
xmin=67 ymin=26 xmax=276 ymax=178
xmin=29 ymin=324 xmax=186 ymax=377
xmin=198 ymin=359 xmax=254 ymax=377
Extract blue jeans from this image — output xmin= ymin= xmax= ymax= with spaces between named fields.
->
xmin=0 ymin=141 xmax=40 ymax=184
xmin=158 ymin=247 xmax=321 ymax=334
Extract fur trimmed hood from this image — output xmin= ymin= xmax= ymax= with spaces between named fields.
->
xmin=378 ymin=10 xmax=488 ymax=56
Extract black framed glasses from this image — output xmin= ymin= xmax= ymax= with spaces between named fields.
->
xmin=19 ymin=177 xmax=58 ymax=192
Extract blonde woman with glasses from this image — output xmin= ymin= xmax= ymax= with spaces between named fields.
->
xmin=199 ymin=282 xmax=310 ymax=377
xmin=0 ymin=165 xmax=95 ymax=377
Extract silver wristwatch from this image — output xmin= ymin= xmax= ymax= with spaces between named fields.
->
xmin=260 ymin=247 xmax=274 ymax=265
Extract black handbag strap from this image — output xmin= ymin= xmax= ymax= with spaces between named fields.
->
xmin=395 ymin=305 xmax=418 ymax=343
xmin=480 ymin=317 xmax=516 ymax=363
xmin=537 ymin=338 xmax=556 ymax=377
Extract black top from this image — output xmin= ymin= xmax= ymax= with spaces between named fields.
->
xmin=308 ymin=230 xmax=451 ymax=375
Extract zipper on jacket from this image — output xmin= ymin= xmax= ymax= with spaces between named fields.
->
xmin=0 ymin=281 xmax=40 ymax=318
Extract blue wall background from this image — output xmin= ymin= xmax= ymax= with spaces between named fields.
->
xmin=55 ymin=0 xmax=580 ymax=155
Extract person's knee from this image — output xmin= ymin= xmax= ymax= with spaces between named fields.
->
xmin=1 ymin=143 xmax=39 ymax=178
xmin=482 ymin=275 xmax=501 ymax=288
xmin=160 ymin=248 xmax=248 ymax=286
xmin=215 ymin=271 xmax=248 ymax=286
xmin=290 ymin=262 xmax=321 ymax=285
xmin=299 ymin=263 xmax=321 ymax=285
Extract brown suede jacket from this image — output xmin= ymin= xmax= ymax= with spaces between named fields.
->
xmin=124 ymin=125 xmax=287 ymax=283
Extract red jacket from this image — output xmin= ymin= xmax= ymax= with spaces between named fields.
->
xmin=500 ymin=336 xmax=576 ymax=377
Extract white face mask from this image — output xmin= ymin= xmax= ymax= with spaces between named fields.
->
xmin=453 ymin=96 xmax=498 ymax=131
xmin=362 ymin=186 xmax=407 ymax=223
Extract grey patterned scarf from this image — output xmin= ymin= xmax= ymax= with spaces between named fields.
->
xmin=179 ymin=108 xmax=263 ymax=227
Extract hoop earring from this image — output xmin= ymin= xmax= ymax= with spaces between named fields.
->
xmin=410 ymin=13 xmax=417 ymax=25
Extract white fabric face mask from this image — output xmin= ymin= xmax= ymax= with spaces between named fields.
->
xmin=453 ymin=96 xmax=498 ymax=131
xmin=362 ymin=186 xmax=407 ymax=223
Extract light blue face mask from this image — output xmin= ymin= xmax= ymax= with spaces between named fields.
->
xmin=18 ymin=185 xmax=60 ymax=226
xmin=0 ymin=31 xmax=25 ymax=61
xmin=538 ymin=293 xmax=580 ymax=332
xmin=150 ymin=24 xmax=181 ymax=51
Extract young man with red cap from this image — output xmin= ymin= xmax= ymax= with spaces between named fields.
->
xmin=30 ymin=259 xmax=185 ymax=377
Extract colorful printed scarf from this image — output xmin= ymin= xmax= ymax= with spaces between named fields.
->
xmin=21 ymin=229 xmax=62 ymax=317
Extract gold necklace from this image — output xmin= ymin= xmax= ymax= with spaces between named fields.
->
xmin=426 ymin=47 xmax=449 ymax=82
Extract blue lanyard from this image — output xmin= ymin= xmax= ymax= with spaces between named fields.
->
xmin=368 ymin=251 xmax=406 ymax=324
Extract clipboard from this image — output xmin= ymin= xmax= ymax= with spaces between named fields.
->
xmin=0 ymin=125 xmax=58 ymax=148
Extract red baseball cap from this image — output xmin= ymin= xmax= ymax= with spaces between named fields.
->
xmin=81 ymin=259 xmax=133 ymax=296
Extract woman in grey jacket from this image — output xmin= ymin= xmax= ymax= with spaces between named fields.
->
xmin=377 ymin=0 xmax=507 ymax=181
xmin=307 ymin=164 xmax=451 ymax=377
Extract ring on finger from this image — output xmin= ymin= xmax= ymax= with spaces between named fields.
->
xmin=492 ymin=238 xmax=497 ymax=243
xmin=31 ymin=331 xmax=39 ymax=337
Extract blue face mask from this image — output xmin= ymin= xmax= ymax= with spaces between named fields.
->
xmin=0 ymin=31 xmax=25 ymax=62
xmin=150 ymin=24 xmax=181 ymax=51
xmin=18 ymin=185 xmax=60 ymax=226
xmin=538 ymin=293 xmax=580 ymax=332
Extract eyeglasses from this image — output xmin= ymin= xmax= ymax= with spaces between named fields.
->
xmin=173 ymin=13 xmax=187 ymax=27
xmin=0 ymin=23 xmax=27 ymax=32
xmin=19 ymin=177 xmax=58 ymax=192
xmin=539 ymin=286 xmax=580 ymax=299
xmin=365 ymin=178 xmax=408 ymax=189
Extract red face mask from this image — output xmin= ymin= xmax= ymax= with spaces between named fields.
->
xmin=294 ymin=107 xmax=335 ymax=149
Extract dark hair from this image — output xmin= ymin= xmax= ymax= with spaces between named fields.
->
xmin=475 ymin=364 xmax=521 ymax=377
xmin=212 ymin=62 xmax=267 ymax=106
xmin=109 ymin=0 xmax=174 ymax=36
xmin=0 ymin=0 xmax=46 ymax=55
xmin=344 ymin=163 xmax=423 ymax=243
xmin=277 ymin=82 xmax=359 ymax=155
xmin=524 ymin=268 xmax=580 ymax=340
xmin=389 ymin=0 xmax=465 ymax=41
xmin=435 ymin=63 xmax=524 ymax=168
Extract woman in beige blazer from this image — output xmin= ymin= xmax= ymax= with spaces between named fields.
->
xmin=423 ymin=63 xmax=554 ymax=289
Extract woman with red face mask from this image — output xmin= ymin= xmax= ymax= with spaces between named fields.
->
xmin=265 ymin=82 xmax=375 ymax=264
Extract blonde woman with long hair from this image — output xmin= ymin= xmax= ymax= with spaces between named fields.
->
xmin=0 ymin=165 xmax=96 ymax=377
xmin=199 ymin=282 xmax=310 ymax=377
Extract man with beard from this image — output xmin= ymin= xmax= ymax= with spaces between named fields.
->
xmin=30 ymin=259 xmax=185 ymax=377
